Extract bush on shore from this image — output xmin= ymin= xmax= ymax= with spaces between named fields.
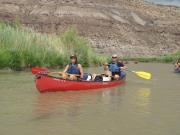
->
xmin=0 ymin=21 xmax=179 ymax=70
xmin=0 ymin=22 xmax=107 ymax=70
xmin=122 ymin=51 xmax=180 ymax=63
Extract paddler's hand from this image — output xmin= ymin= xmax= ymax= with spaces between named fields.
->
xmin=121 ymin=66 xmax=127 ymax=70
xmin=80 ymin=74 xmax=83 ymax=80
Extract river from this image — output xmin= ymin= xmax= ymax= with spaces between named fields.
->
xmin=0 ymin=63 xmax=180 ymax=135
xmin=146 ymin=0 xmax=180 ymax=6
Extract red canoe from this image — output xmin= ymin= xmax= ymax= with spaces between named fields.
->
xmin=34 ymin=73 xmax=126 ymax=93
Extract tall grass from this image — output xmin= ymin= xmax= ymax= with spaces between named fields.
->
xmin=1 ymin=22 xmax=178 ymax=71
xmin=122 ymin=51 xmax=180 ymax=63
xmin=0 ymin=22 xmax=107 ymax=70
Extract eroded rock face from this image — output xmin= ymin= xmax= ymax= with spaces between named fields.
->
xmin=0 ymin=0 xmax=180 ymax=57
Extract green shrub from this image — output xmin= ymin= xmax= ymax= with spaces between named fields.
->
xmin=0 ymin=22 xmax=107 ymax=70
xmin=0 ymin=50 xmax=11 ymax=68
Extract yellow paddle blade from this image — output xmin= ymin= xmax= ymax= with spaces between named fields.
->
xmin=132 ymin=71 xmax=152 ymax=80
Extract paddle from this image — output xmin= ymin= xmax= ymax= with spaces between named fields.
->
xmin=126 ymin=69 xmax=151 ymax=80
xmin=31 ymin=67 xmax=80 ymax=77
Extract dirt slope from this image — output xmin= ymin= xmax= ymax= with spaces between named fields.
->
xmin=0 ymin=0 xmax=180 ymax=57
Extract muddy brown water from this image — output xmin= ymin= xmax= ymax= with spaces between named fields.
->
xmin=0 ymin=63 xmax=180 ymax=135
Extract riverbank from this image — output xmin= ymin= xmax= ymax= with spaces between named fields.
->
xmin=0 ymin=22 xmax=179 ymax=70
xmin=0 ymin=22 xmax=107 ymax=70
xmin=124 ymin=51 xmax=180 ymax=63
xmin=0 ymin=0 xmax=180 ymax=57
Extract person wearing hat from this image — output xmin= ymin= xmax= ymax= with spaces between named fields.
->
xmin=174 ymin=58 xmax=180 ymax=70
xmin=62 ymin=55 xmax=84 ymax=80
xmin=107 ymin=54 xmax=127 ymax=80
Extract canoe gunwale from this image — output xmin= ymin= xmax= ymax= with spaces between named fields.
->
xmin=36 ymin=74 xmax=115 ymax=83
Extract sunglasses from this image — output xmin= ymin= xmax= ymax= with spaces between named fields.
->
xmin=112 ymin=57 xmax=117 ymax=58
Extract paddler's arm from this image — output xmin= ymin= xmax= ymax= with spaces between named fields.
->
xmin=121 ymin=66 xmax=127 ymax=70
xmin=118 ymin=62 xmax=127 ymax=70
xmin=78 ymin=64 xmax=84 ymax=79
xmin=63 ymin=65 xmax=69 ymax=73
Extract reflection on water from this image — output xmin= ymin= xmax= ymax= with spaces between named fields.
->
xmin=134 ymin=88 xmax=151 ymax=114
xmin=34 ymin=87 xmax=126 ymax=120
xmin=35 ymin=91 xmax=90 ymax=119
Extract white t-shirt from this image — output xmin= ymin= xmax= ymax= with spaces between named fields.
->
xmin=102 ymin=76 xmax=111 ymax=81
xmin=86 ymin=75 xmax=111 ymax=81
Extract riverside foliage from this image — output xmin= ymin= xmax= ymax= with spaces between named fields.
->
xmin=0 ymin=22 xmax=179 ymax=70
xmin=0 ymin=22 xmax=107 ymax=70
xmin=123 ymin=51 xmax=180 ymax=63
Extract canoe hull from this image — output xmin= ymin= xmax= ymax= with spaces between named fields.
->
xmin=174 ymin=68 xmax=180 ymax=73
xmin=35 ymin=74 xmax=125 ymax=92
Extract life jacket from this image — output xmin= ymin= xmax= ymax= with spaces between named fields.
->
xmin=108 ymin=62 xmax=121 ymax=73
xmin=67 ymin=64 xmax=80 ymax=74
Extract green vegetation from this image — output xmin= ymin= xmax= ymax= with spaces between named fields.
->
xmin=0 ymin=21 xmax=179 ymax=71
xmin=0 ymin=22 xmax=107 ymax=70
xmin=122 ymin=51 xmax=180 ymax=63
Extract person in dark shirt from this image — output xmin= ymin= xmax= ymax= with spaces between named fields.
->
xmin=108 ymin=54 xmax=127 ymax=80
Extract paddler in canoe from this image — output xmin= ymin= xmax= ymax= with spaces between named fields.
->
xmin=174 ymin=58 xmax=180 ymax=72
xmin=62 ymin=55 xmax=84 ymax=80
xmin=107 ymin=54 xmax=127 ymax=80
xmin=62 ymin=54 xmax=127 ymax=81
xmin=91 ymin=54 xmax=127 ymax=81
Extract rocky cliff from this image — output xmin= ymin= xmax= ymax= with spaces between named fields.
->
xmin=0 ymin=0 xmax=180 ymax=57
